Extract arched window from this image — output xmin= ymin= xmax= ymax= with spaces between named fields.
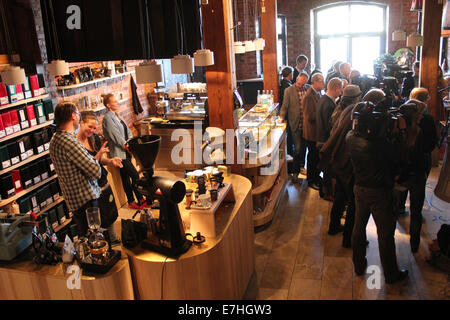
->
xmin=313 ymin=1 xmax=387 ymax=75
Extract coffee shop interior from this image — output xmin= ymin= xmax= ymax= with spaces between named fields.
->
xmin=0 ymin=0 xmax=449 ymax=300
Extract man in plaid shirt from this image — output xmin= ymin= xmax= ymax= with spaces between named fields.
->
xmin=49 ymin=102 xmax=102 ymax=236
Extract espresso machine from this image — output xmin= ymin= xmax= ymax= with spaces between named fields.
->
xmin=126 ymin=135 xmax=191 ymax=257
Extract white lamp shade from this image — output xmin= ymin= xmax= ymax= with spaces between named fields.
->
xmin=244 ymin=40 xmax=255 ymax=52
xmin=171 ymin=55 xmax=194 ymax=74
xmin=48 ymin=60 xmax=70 ymax=76
xmin=392 ymin=30 xmax=406 ymax=41
xmin=407 ymin=32 xmax=423 ymax=47
xmin=0 ymin=66 xmax=27 ymax=85
xmin=234 ymin=42 xmax=245 ymax=54
xmin=254 ymin=38 xmax=266 ymax=50
xmin=194 ymin=49 xmax=215 ymax=66
xmin=135 ymin=61 xmax=163 ymax=84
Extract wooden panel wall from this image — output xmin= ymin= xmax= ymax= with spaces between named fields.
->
xmin=261 ymin=0 xmax=279 ymax=103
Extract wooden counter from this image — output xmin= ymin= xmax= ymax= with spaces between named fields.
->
xmin=123 ymin=173 xmax=255 ymax=300
xmin=0 ymin=250 xmax=134 ymax=300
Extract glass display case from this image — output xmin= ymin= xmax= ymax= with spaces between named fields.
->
xmin=238 ymin=103 xmax=280 ymax=153
xmin=164 ymin=92 xmax=208 ymax=121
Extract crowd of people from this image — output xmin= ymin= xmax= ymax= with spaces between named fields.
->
xmin=279 ymin=54 xmax=441 ymax=284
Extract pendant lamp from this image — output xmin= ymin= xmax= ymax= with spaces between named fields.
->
xmin=254 ymin=38 xmax=265 ymax=50
xmin=48 ymin=59 xmax=70 ymax=77
xmin=135 ymin=61 xmax=163 ymax=84
xmin=0 ymin=66 xmax=27 ymax=85
xmin=234 ymin=42 xmax=246 ymax=54
xmin=443 ymin=0 xmax=450 ymax=30
xmin=171 ymin=55 xmax=194 ymax=74
xmin=194 ymin=49 xmax=215 ymax=66
xmin=392 ymin=30 xmax=407 ymax=41
xmin=407 ymin=32 xmax=423 ymax=47
xmin=244 ymin=40 xmax=255 ymax=52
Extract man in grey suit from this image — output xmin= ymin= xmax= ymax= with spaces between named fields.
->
xmin=102 ymin=93 xmax=148 ymax=209
xmin=280 ymin=71 xmax=310 ymax=181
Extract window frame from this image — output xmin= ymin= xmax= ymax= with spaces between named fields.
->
xmin=277 ymin=14 xmax=288 ymax=68
xmin=312 ymin=1 xmax=388 ymax=73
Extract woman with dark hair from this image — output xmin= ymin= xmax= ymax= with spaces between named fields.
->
xmin=77 ymin=111 xmax=123 ymax=245
xmin=101 ymin=93 xmax=149 ymax=209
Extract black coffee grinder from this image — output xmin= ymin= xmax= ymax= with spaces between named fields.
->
xmin=125 ymin=135 xmax=191 ymax=257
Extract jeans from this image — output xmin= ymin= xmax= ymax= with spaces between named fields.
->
xmin=73 ymin=198 xmax=99 ymax=237
xmin=305 ymin=140 xmax=320 ymax=184
xmin=119 ymin=158 xmax=143 ymax=204
xmin=353 ymin=186 xmax=400 ymax=279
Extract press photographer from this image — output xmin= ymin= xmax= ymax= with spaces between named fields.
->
xmin=346 ymin=100 xmax=409 ymax=284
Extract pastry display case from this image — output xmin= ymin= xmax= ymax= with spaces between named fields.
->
xmin=238 ymin=103 xmax=280 ymax=153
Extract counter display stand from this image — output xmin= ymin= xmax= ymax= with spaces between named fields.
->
xmin=0 ymin=251 xmax=134 ymax=299
xmin=123 ymin=173 xmax=255 ymax=300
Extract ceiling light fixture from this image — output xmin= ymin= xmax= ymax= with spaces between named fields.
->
xmin=135 ymin=60 xmax=163 ymax=84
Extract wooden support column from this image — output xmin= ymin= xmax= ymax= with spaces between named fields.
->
xmin=420 ymin=0 xmax=444 ymax=121
xmin=201 ymin=0 xmax=242 ymax=174
xmin=201 ymin=0 xmax=236 ymax=130
xmin=261 ymin=0 xmax=279 ymax=103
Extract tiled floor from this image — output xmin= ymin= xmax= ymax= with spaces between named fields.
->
xmin=243 ymin=166 xmax=450 ymax=300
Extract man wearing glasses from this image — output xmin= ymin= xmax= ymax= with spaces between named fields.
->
xmin=49 ymin=102 xmax=102 ymax=236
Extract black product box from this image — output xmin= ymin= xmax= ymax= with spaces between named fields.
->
xmin=0 ymin=145 xmax=11 ymax=169
xmin=18 ymin=196 xmax=32 ymax=215
xmin=17 ymin=106 xmax=29 ymax=130
xmin=30 ymin=162 xmax=41 ymax=185
xmin=19 ymin=165 xmax=33 ymax=189
xmin=32 ymin=131 xmax=45 ymax=154
xmin=22 ymin=77 xmax=32 ymax=99
xmin=36 ymin=187 xmax=47 ymax=209
xmin=34 ymin=102 xmax=46 ymax=124
xmin=37 ymin=213 xmax=48 ymax=234
xmin=42 ymin=184 xmax=53 ymax=207
xmin=17 ymin=137 xmax=29 ymax=161
xmin=46 ymin=157 xmax=55 ymax=176
xmin=43 ymin=100 xmax=54 ymax=121
xmin=47 ymin=124 xmax=57 ymax=141
xmin=41 ymin=130 xmax=50 ymax=151
xmin=38 ymin=159 xmax=49 ymax=180
xmin=64 ymin=202 xmax=73 ymax=219
xmin=22 ymin=135 xmax=34 ymax=158
xmin=56 ymin=204 xmax=67 ymax=225
xmin=0 ymin=174 xmax=15 ymax=199
xmin=29 ymin=192 xmax=39 ymax=213
xmin=6 ymin=84 xmax=17 ymax=104
xmin=6 ymin=142 xmax=20 ymax=166
xmin=69 ymin=224 xmax=78 ymax=241
xmin=48 ymin=208 xmax=58 ymax=229
xmin=37 ymin=74 xmax=46 ymax=96
xmin=49 ymin=180 xmax=60 ymax=201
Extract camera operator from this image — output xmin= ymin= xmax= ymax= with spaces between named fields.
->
xmin=346 ymin=100 xmax=409 ymax=284
xmin=401 ymin=61 xmax=420 ymax=100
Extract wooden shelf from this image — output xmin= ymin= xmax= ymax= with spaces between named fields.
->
xmin=253 ymin=163 xmax=287 ymax=227
xmin=0 ymin=150 xmax=49 ymax=175
xmin=56 ymin=71 xmax=134 ymax=90
xmin=0 ymin=175 xmax=58 ymax=207
xmin=0 ymin=94 xmax=50 ymax=112
xmin=35 ymin=197 xmax=64 ymax=217
xmin=54 ymin=217 xmax=72 ymax=233
xmin=251 ymin=157 xmax=285 ymax=195
xmin=0 ymin=120 xmax=53 ymax=143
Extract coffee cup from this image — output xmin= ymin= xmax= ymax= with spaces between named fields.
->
xmin=198 ymin=194 xmax=211 ymax=208
xmin=210 ymin=189 xmax=218 ymax=201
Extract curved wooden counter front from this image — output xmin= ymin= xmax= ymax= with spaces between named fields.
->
xmin=123 ymin=174 xmax=255 ymax=300
xmin=0 ymin=253 xmax=134 ymax=300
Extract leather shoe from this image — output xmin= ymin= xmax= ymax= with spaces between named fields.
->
xmin=328 ymin=225 xmax=344 ymax=235
xmin=385 ymin=269 xmax=409 ymax=284
xmin=354 ymin=260 xmax=368 ymax=276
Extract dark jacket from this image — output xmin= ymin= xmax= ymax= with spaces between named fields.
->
xmin=401 ymin=75 xmax=418 ymax=99
xmin=302 ymin=87 xmax=320 ymax=141
xmin=131 ymin=76 xmax=143 ymax=115
xmin=279 ymin=79 xmax=292 ymax=108
xmin=346 ymin=131 xmax=406 ymax=189
xmin=316 ymin=94 xmax=337 ymax=143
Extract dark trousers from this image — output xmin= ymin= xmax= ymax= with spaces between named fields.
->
xmin=119 ymin=158 xmax=143 ymax=204
xmin=73 ymin=198 xmax=99 ymax=237
xmin=406 ymin=173 xmax=427 ymax=249
xmin=329 ymin=176 xmax=355 ymax=244
xmin=286 ymin=119 xmax=294 ymax=156
xmin=353 ymin=186 xmax=400 ymax=279
xmin=292 ymin=129 xmax=306 ymax=174
xmin=305 ymin=140 xmax=320 ymax=183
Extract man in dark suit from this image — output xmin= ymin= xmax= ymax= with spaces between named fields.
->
xmin=302 ymin=72 xmax=325 ymax=189
xmin=279 ymin=66 xmax=294 ymax=165
xmin=280 ymin=71 xmax=310 ymax=181
xmin=292 ymin=55 xmax=309 ymax=84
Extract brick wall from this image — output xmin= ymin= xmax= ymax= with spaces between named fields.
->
xmin=235 ymin=0 xmax=419 ymax=79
